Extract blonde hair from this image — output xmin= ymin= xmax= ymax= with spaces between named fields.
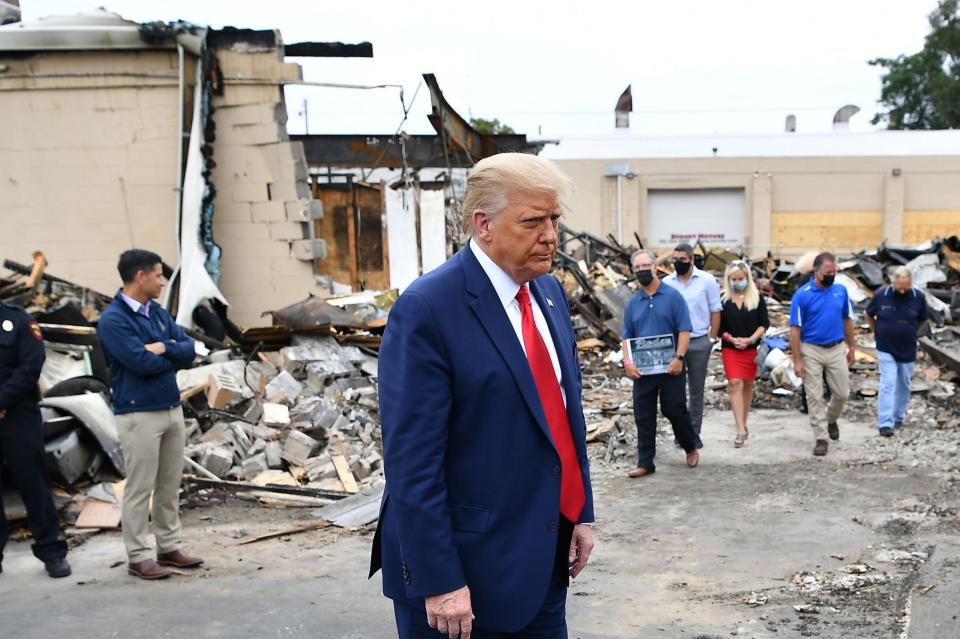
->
xmin=722 ymin=260 xmax=760 ymax=311
xmin=459 ymin=153 xmax=574 ymax=235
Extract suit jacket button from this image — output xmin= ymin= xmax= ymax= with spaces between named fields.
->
xmin=552 ymin=465 xmax=561 ymax=476
xmin=549 ymin=521 xmax=559 ymax=533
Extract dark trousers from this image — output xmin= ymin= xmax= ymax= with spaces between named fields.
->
xmin=0 ymin=404 xmax=68 ymax=564
xmin=394 ymin=519 xmax=573 ymax=638
xmin=633 ymin=372 xmax=701 ymax=472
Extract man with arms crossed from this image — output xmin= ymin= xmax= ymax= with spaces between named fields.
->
xmin=97 ymin=249 xmax=203 ymax=579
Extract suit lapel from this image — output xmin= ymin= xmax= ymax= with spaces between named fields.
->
xmin=460 ymin=249 xmax=555 ymax=447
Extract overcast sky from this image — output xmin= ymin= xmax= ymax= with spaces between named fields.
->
xmin=24 ymin=1 xmax=940 ymax=138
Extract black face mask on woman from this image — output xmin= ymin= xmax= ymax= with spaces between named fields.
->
xmin=635 ymin=269 xmax=655 ymax=286
xmin=674 ymin=260 xmax=692 ymax=276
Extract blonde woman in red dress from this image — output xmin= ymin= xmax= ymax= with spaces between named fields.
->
xmin=719 ymin=261 xmax=770 ymax=448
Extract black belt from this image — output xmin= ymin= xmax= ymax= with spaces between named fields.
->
xmin=812 ymin=339 xmax=844 ymax=348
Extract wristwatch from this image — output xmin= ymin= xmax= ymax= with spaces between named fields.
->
xmin=675 ymin=353 xmax=686 ymax=361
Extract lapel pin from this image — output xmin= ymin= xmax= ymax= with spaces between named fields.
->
xmin=546 ymin=298 xmax=554 ymax=308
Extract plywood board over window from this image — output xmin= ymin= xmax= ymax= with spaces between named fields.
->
xmin=770 ymin=211 xmax=883 ymax=256
xmin=903 ymin=210 xmax=960 ymax=245
xmin=313 ymin=180 xmax=389 ymax=291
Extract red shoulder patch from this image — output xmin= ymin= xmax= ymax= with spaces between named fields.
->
xmin=28 ymin=320 xmax=43 ymax=341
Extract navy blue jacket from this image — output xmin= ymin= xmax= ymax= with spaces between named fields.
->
xmin=0 ymin=301 xmax=45 ymax=413
xmin=866 ymin=285 xmax=927 ymax=362
xmin=97 ymin=294 xmax=195 ymax=415
xmin=370 ymin=247 xmax=594 ymax=632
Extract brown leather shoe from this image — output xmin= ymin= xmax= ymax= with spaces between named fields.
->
xmin=686 ymin=450 xmax=700 ymax=468
xmin=157 ymin=549 xmax=204 ymax=568
xmin=128 ymin=559 xmax=172 ymax=580
xmin=627 ymin=467 xmax=654 ymax=478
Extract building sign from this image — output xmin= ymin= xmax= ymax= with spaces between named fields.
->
xmin=647 ymin=188 xmax=746 ymax=248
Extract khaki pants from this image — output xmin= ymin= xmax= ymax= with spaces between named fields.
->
xmin=116 ymin=406 xmax=186 ymax=563
xmin=800 ymin=342 xmax=850 ymax=441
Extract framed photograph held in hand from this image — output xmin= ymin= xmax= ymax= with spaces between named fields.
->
xmin=626 ymin=334 xmax=676 ymax=375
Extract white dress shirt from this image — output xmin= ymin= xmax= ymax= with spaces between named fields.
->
xmin=470 ymin=239 xmax=565 ymax=403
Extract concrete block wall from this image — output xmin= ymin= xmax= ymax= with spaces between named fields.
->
xmin=0 ymin=46 xmax=324 ymax=328
xmin=0 ymin=50 xmax=181 ymax=295
xmin=209 ymin=49 xmax=322 ymax=328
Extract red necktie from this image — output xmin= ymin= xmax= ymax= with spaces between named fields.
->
xmin=515 ymin=285 xmax=585 ymax=522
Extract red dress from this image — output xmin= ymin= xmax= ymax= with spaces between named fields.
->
xmin=722 ymin=346 xmax=758 ymax=380
xmin=719 ymin=296 xmax=769 ymax=380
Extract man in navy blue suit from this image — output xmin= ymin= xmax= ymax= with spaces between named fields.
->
xmin=371 ymin=153 xmax=595 ymax=638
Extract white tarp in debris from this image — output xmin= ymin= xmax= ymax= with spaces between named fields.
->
xmin=419 ymin=189 xmax=447 ymax=275
xmin=175 ymin=64 xmax=228 ymax=328
xmin=385 ymin=186 xmax=419 ymax=292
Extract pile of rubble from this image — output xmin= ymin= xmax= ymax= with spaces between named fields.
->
xmin=176 ymin=333 xmax=384 ymax=507
xmin=549 ymin=230 xmax=960 ymax=467
xmin=2 ymin=254 xmax=389 ymax=535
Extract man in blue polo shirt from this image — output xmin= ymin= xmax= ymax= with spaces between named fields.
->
xmin=789 ymin=252 xmax=857 ymax=456
xmin=865 ymin=266 xmax=927 ymax=437
xmin=622 ymin=249 xmax=702 ymax=478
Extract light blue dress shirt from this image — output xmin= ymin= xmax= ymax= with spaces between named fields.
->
xmin=662 ymin=267 xmax=722 ymax=338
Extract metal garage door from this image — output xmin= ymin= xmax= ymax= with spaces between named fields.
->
xmin=647 ymin=188 xmax=746 ymax=248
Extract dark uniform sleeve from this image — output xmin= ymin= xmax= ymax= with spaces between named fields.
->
xmin=0 ymin=310 xmax=46 ymax=410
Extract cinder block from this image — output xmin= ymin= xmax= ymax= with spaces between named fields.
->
xmin=290 ymin=238 xmax=327 ymax=261
xmin=207 ymin=373 xmax=243 ymax=409
xmin=213 ymin=84 xmax=282 ymax=107
xmin=214 ymin=103 xmax=283 ymax=127
xmin=265 ymin=440 xmax=283 ymax=469
xmin=214 ymin=221 xmax=271 ymax=241
xmin=281 ymin=430 xmax=319 ymax=467
xmin=242 ymin=452 xmax=269 ymax=481
xmin=200 ymin=446 xmax=234 ymax=478
xmin=262 ymin=402 xmax=290 ymax=425
xmin=268 ymin=221 xmax=305 ymax=241
xmin=223 ymin=122 xmax=285 ymax=146
xmin=285 ymin=199 xmax=310 ymax=222
xmin=228 ymin=182 xmax=270 ymax=203
xmin=251 ymin=201 xmax=287 ymax=223
xmin=267 ymin=180 xmax=311 ymax=202
xmin=264 ymin=370 xmax=305 ymax=405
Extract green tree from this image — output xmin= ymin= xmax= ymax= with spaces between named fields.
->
xmin=870 ymin=0 xmax=960 ymax=129
xmin=469 ymin=117 xmax=515 ymax=135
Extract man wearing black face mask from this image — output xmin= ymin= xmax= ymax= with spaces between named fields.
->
xmin=663 ymin=243 xmax=722 ymax=440
xmin=865 ymin=266 xmax=927 ymax=437
xmin=789 ymin=252 xmax=857 ymax=456
xmin=622 ymin=250 xmax=702 ymax=478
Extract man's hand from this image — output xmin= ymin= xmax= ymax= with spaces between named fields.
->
xmin=144 ymin=341 xmax=166 ymax=355
xmin=794 ymin=358 xmax=805 ymax=379
xmin=426 ymin=585 xmax=474 ymax=639
xmin=666 ymin=358 xmax=683 ymax=376
xmin=846 ymin=347 xmax=856 ymax=368
xmin=624 ymin=362 xmax=642 ymax=380
xmin=568 ymin=524 xmax=594 ymax=578
xmin=0 ymin=408 xmax=6 ymax=421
